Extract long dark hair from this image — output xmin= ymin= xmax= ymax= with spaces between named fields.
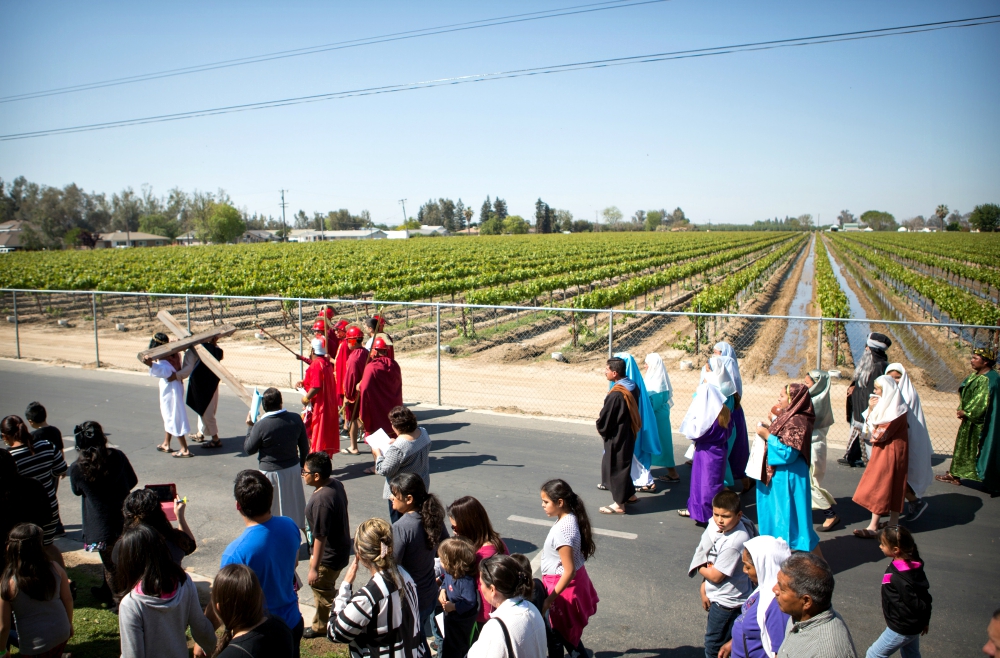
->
xmin=1 ymin=415 xmax=35 ymax=454
xmin=73 ymin=421 xmax=109 ymax=483
xmin=115 ymin=524 xmax=186 ymax=596
xmin=0 ymin=450 xmax=19 ymax=506
xmin=390 ymin=473 xmax=445 ymax=550
xmin=212 ymin=564 xmax=266 ymax=657
xmin=541 ymin=479 xmax=596 ymax=560
xmin=122 ymin=489 xmax=194 ymax=555
xmin=1 ymin=524 xmax=57 ymax=602
xmin=447 ymin=496 xmax=505 ymax=555
xmin=879 ymin=525 xmax=922 ymax=562
xmin=480 ymin=553 xmax=533 ymax=601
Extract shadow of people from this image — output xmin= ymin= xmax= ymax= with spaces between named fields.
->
xmin=905 ymin=491 xmax=983 ymax=532
xmin=424 ymin=422 xmax=472 ymax=436
xmin=192 ymin=435 xmax=246 ymax=457
xmin=595 ymin=646 xmax=704 ymax=658
xmin=501 ymin=538 xmax=538 ymax=555
xmin=412 ymin=406 xmax=465 ymax=421
xmin=430 ymin=453 xmax=521 ymax=475
xmin=430 ymin=438 xmax=470 ymax=451
xmin=820 ymin=533 xmax=886 ymax=574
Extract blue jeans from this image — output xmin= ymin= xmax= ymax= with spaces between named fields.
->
xmin=866 ymin=627 xmax=921 ymax=658
xmin=705 ymin=602 xmax=741 ymax=658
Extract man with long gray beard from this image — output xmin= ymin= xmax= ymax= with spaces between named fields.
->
xmin=839 ymin=332 xmax=892 ymax=467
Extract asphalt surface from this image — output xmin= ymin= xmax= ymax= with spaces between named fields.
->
xmin=1 ymin=358 xmax=998 ymax=656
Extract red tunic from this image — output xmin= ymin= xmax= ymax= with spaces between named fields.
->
xmin=333 ymin=340 xmax=350 ymax=410
xmin=303 ymin=355 xmax=339 ymax=455
xmin=342 ymin=347 xmax=370 ymax=422
xmin=359 ymin=355 xmax=404 ymax=439
xmin=325 ymin=328 xmax=340 ymax=360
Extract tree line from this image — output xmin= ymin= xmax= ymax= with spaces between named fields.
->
xmin=837 ymin=205 xmax=998 ymax=232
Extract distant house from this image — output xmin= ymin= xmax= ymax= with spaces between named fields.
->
xmin=95 ymin=231 xmax=170 ymax=248
xmin=175 ymin=231 xmax=203 ymax=246
xmin=0 ymin=220 xmax=38 ymax=252
xmin=897 ymin=226 xmax=909 ymax=232
xmin=841 ymin=222 xmax=866 ymax=232
xmin=240 ymin=230 xmax=279 ymax=243
xmin=287 ymin=229 xmax=386 ymax=242
xmin=385 ymin=225 xmax=450 ymax=239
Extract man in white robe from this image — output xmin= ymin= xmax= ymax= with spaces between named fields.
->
xmin=143 ymin=333 xmax=192 ymax=457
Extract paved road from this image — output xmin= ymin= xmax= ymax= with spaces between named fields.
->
xmin=1 ymin=359 xmax=997 ymax=656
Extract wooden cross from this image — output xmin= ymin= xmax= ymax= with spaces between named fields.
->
xmin=137 ymin=310 xmax=253 ymax=408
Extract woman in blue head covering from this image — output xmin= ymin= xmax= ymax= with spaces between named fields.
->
xmin=614 ymin=353 xmax=663 ymax=493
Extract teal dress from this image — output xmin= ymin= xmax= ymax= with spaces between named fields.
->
xmin=756 ymin=435 xmax=819 ymax=551
xmin=649 ymin=390 xmax=675 ymax=468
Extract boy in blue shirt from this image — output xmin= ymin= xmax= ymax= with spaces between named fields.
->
xmin=219 ymin=470 xmax=304 ymax=656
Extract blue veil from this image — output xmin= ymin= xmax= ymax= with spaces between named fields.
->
xmin=612 ymin=352 xmax=662 ymax=463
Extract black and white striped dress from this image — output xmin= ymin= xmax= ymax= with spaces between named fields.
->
xmin=9 ymin=439 xmax=67 ymax=544
xmin=329 ymin=568 xmax=426 ymax=658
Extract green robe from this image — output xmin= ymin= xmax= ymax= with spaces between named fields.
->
xmin=951 ymin=372 xmax=991 ymax=480
xmin=976 ymin=370 xmax=1000 ymax=494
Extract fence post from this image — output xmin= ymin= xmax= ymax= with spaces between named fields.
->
xmin=298 ymin=300 xmax=304 ymax=380
xmin=12 ymin=291 xmax=20 ymax=359
xmin=436 ymin=304 xmax=442 ymax=406
xmin=92 ymin=293 xmax=100 ymax=368
xmin=185 ymin=294 xmax=191 ymax=333
xmin=816 ymin=319 xmax=823 ymax=370
xmin=607 ymin=310 xmax=614 ymax=358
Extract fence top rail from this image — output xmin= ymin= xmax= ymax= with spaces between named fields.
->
xmin=4 ymin=287 xmax=999 ymax=332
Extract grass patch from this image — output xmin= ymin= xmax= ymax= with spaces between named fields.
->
xmin=447 ymin=308 xmax=562 ymax=348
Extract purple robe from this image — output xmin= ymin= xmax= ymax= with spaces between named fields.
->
xmin=729 ymin=406 xmax=750 ymax=480
xmin=687 ymin=418 xmax=730 ymax=523
xmin=731 ymin=593 xmax=790 ymax=658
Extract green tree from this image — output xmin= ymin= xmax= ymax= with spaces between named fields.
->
xmin=859 ymin=210 xmax=897 ymax=231
xmin=493 ymin=197 xmax=508 ymax=222
xmin=479 ymin=196 xmax=493 ymax=226
xmin=669 ymin=207 xmax=688 ymax=227
xmin=970 ymin=203 xmax=1000 ymax=232
xmin=535 ymin=198 xmax=552 ymax=234
xmin=555 ymin=209 xmax=573 ymax=232
xmin=207 ymin=204 xmax=246 ymax=243
xmin=479 ymin=216 xmax=502 ymax=235
xmin=645 ymin=209 xmax=664 ymax=231
xmin=571 ymin=219 xmax=593 ymax=232
xmin=454 ymin=199 xmax=466 ymax=231
xmin=601 ymin=206 xmax=623 ymax=228
xmin=139 ymin=213 xmax=180 ymax=238
xmin=502 ymin=215 xmax=529 ymax=234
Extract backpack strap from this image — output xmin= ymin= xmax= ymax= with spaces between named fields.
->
xmin=496 ymin=617 xmax=515 ymax=658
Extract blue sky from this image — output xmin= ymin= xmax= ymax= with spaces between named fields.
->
xmin=1 ymin=0 xmax=998 ymax=226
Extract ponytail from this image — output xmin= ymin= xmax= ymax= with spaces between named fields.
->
xmin=541 ymin=479 xmax=596 ymax=560
xmin=390 ymin=473 xmax=445 ymax=550
xmin=355 ymin=518 xmax=402 ymax=588
xmin=480 ymin=553 xmax=534 ymax=601
xmin=1 ymin=415 xmax=35 ymax=454
xmin=73 ymin=421 xmax=109 ymax=483
xmin=879 ymin=525 xmax=921 ymax=563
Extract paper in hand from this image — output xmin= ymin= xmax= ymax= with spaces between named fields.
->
xmin=365 ymin=428 xmax=394 ymax=453
xmin=249 ymin=388 xmax=263 ymax=423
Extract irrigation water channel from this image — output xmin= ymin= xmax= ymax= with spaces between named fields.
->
xmin=824 ymin=236 xmax=962 ymax=392
xmin=769 ymin=235 xmax=817 ymax=378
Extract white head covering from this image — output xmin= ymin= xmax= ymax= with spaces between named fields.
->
xmin=885 ymin=363 xmax=934 ymax=497
xmin=680 ymin=381 xmax=726 ymax=439
xmin=643 ymin=353 xmax=674 ymax=407
xmin=865 ymin=374 xmax=907 ymax=429
xmin=703 ymin=356 xmax=737 ymax=399
xmin=713 ymin=342 xmax=744 ymax=396
xmin=744 ymin=536 xmax=792 ymax=657
xmin=310 ymin=338 xmax=327 ymax=356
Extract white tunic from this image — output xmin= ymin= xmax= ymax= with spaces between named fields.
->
xmin=150 ymin=360 xmax=190 ymax=436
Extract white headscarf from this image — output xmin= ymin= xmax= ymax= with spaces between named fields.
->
xmin=643 ymin=353 xmax=674 ymax=406
xmin=703 ymin=356 xmax=738 ymax=399
xmin=864 ymin=374 xmax=907 ymax=430
xmin=744 ymin=536 xmax=792 ymax=657
xmin=885 ymin=363 xmax=934 ymax=497
xmin=680 ymin=382 xmax=726 ymax=439
xmin=714 ymin=342 xmax=744 ymax=396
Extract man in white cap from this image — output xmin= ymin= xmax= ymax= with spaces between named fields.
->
xmin=840 ymin=332 xmax=892 ymax=467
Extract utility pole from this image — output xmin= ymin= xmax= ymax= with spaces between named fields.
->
xmin=279 ymin=190 xmax=288 ymax=241
xmin=399 ymin=199 xmax=408 ymax=226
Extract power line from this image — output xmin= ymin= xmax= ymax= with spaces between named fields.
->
xmin=0 ymin=0 xmax=669 ymax=104
xmin=3 ymin=14 xmax=997 ymax=142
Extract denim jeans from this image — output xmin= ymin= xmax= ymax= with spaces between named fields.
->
xmin=866 ymin=627 xmax=921 ymax=658
xmin=705 ymin=602 xmax=741 ymax=658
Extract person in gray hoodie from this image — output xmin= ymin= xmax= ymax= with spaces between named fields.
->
xmin=373 ymin=406 xmax=431 ymax=523
xmin=116 ymin=524 xmax=217 ymax=658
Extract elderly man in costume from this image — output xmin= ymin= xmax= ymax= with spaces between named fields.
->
xmin=175 ymin=337 xmax=225 ymax=450
xmin=295 ymin=338 xmax=339 ymax=456
xmin=341 ymin=326 xmax=369 ymax=457
xmin=841 ymin=332 xmax=892 ymax=467
xmin=644 ymin=353 xmax=680 ymax=483
xmin=806 ymin=369 xmax=839 ymax=531
xmin=937 ymin=347 xmax=999 ymax=490
xmin=608 ymin=353 xmax=662 ymax=493
xmin=143 ymin=332 xmax=192 ymax=458
xmin=358 ymin=336 xmax=403 ymax=473
xmin=596 ymin=357 xmax=640 ymax=515
xmin=714 ymin=342 xmax=750 ymax=490
xmin=886 ymin=363 xmax=934 ymax=519
xmin=678 ymin=356 xmax=737 ymax=522
xmin=852 ymin=375 xmax=909 ymax=538
xmin=755 ymin=383 xmax=819 ymax=552
xmin=976 ymin=349 xmax=1000 ymax=497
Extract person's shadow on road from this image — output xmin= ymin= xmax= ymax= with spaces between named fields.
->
xmin=595 ymin=646 xmax=704 ymax=658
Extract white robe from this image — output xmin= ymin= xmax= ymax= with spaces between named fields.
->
xmin=886 ymin=364 xmax=935 ymax=498
xmin=150 ymin=360 xmax=190 ymax=437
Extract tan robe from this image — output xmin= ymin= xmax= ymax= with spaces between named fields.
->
xmin=853 ymin=415 xmax=909 ymax=515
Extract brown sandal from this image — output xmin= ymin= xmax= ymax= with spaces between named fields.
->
xmin=934 ymin=474 xmax=961 ymax=486
xmin=599 ymin=505 xmax=625 ymax=515
xmin=853 ymin=528 xmax=878 ymax=539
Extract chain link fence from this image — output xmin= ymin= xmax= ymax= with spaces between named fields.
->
xmin=2 ymin=288 xmax=996 ymax=455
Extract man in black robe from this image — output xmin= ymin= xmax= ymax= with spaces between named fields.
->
xmin=178 ymin=337 xmax=225 ymax=450
xmin=840 ymin=332 xmax=891 ymax=467
xmin=597 ymin=357 xmax=641 ymax=514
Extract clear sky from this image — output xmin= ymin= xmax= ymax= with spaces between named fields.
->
xmin=1 ymin=0 xmax=998 ymax=226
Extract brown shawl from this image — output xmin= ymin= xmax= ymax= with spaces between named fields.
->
xmin=763 ymin=383 xmax=815 ymax=484
xmin=611 ymin=384 xmax=642 ymax=435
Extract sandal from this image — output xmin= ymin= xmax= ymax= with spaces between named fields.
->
xmin=188 ymin=433 xmax=207 ymax=443
xmin=636 ymin=483 xmax=657 ymax=493
xmin=934 ymin=474 xmax=961 ymax=486
xmin=599 ymin=505 xmax=625 ymax=515
xmin=677 ymin=509 xmax=691 ymax=518
xmin=340 ymin=448 xmax=360 ymax=455
xmin=853 ymin=528 xmax=878 ymax=539
xmin=656 ymin=475 xmax=681 ymax=483
xmin=596 ymin=483 xmax=608 ymax=491
xmin=625 ymin=496 xmax=639 ymax=505
xmin=202 ymin=440 xmax=223 ymax=449
xmin=172 ymin=451 xmax=194 ymax=458
xmin=156 ymin=445 xmax=174 ymax=454
xmin=363 ymin=466 xmax=377 ymax=475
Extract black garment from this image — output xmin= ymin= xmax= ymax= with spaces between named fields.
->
xmin=881 ymin=560 xmax=932 ymax=636
xmin=305 ymin=478 xmax=351 ymax=570
xmin=244 ymin=410 xmax=310 ymax=472
xmin=68 ymin=448 xmax=138 ymax=545
xmin=442 ymin=598 xmax=478 ymax=658
xmin=844 ymin=347 xmax=889 ymax=463
xmin=216 ymin=615 xmax=295 ymax=658
xmin=0 ymin=475 xmax=52 ymax=571
xmin=392 ymin=511 xmax=448 ymax=612
xmin=596 ymin=389 xmax=637 ymax=506
xmin=112 ymin=528 xmax=195 ymax=566
xmin=186 ymin=343 xmax=223 ymax=416
xmin=31 ymin=425 xmax=64 ymax=453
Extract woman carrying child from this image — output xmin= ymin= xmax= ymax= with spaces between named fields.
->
xmin=866 ymin=526 xmax=932 ymax=658
xmin=448 ymin=496 xmax=509 ymax=629
xmin=437 ymin=537 xmax=480 ymax=658
xmin=467 ymin=554 xmax=546 ymax=658
xmin=0 ymin=523 xmax=73 ymax=658
xmin=720 ymin=535 xmax=791 ymax=658
xmin=142 ymin=332 xmax=192 ymax=457
xmin=539 ymin=479 xmax=599 ymax=658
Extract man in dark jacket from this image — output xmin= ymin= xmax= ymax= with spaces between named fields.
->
xmin=596 ymin=357 xmax=641 ymax=515
xmin=177 ymin=337 xmax=225 ymax=449
xmin=245 ymin=387 xmax=310 ymax=531
xmin=840 ymin=332 xmax=892 ymax=467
